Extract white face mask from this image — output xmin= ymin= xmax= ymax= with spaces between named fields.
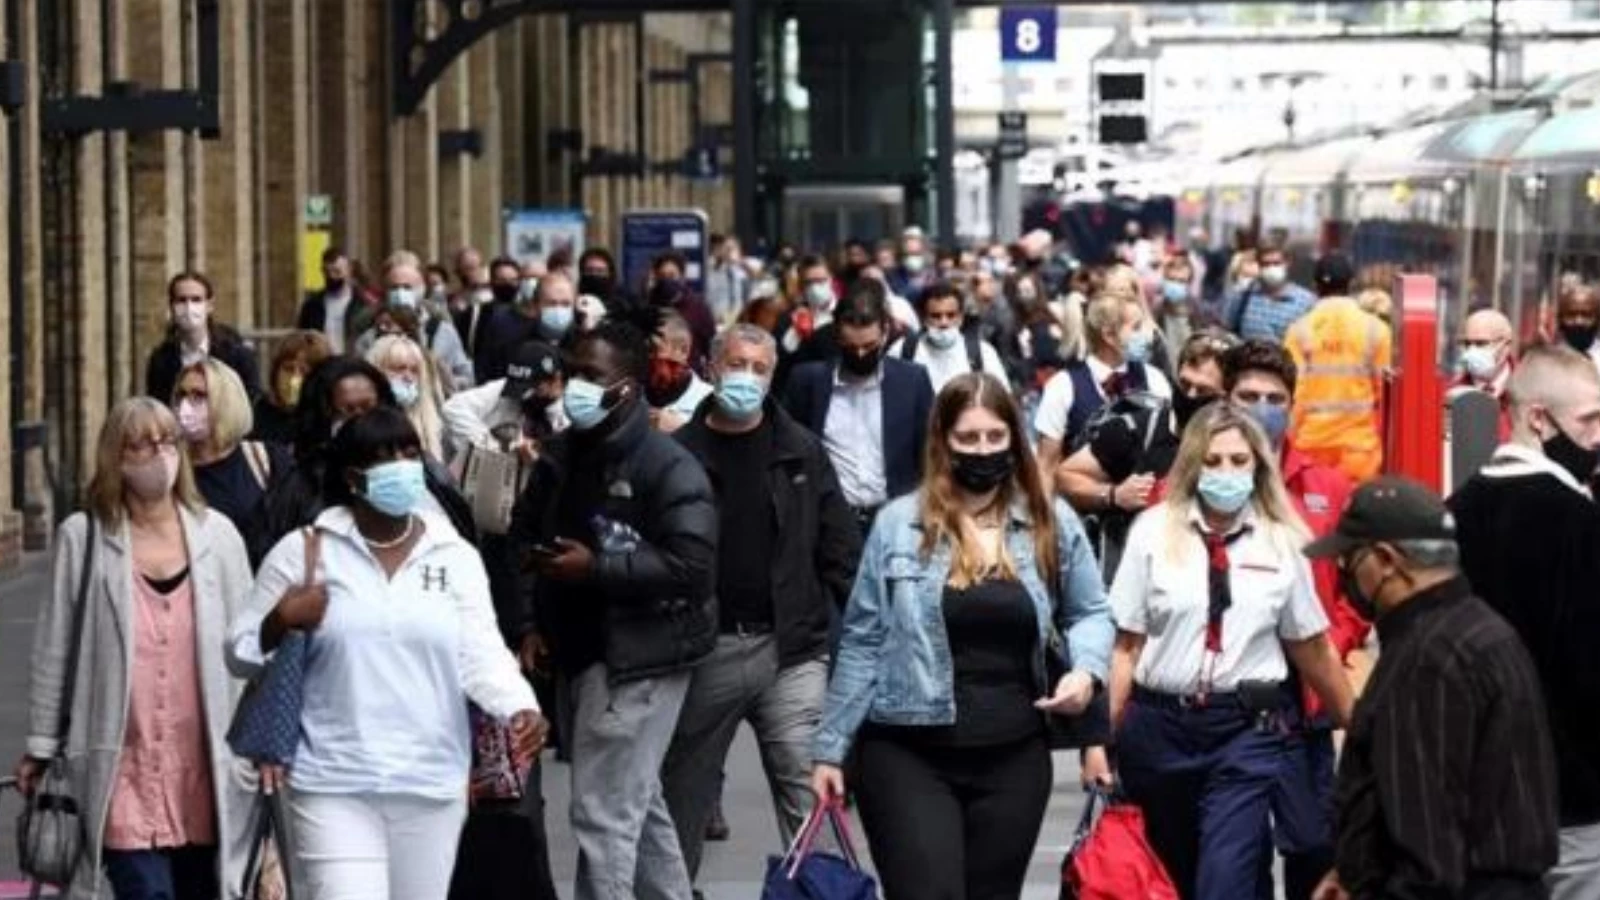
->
xmin=172 ymin=300 xmax=208 ymax=334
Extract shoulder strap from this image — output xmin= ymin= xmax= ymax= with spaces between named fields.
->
xmin=900 ymin=333 xmax=920 ymax=361
xmin=1229 ymin=285 xmax=1255 ymax=334
xmin=54 ymin=515 xmax=98 ymax=748
xmin=426 ymin=315 xmax=443 ymax=345
xmin=964 ymin=329 xmax=983 ymax=373
xmin=242 ymin=441 xmax=272 ymax=491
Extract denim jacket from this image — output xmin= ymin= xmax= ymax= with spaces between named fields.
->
xmin=813 ymin=492 xmax=1114 ymax=765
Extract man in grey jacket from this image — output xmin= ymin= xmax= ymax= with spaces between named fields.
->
xmin=353 ymin=252 xmax=476 ymax=392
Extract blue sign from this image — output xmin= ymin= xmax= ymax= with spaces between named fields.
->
xmin=620 ymin=209 xmax=710 ymax=297
xmin=1000 ymin=7 xmax=1057 ymax=63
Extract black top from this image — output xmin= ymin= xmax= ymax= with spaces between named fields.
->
xmin=1335 ymin=577 xmax=1558 ymax=898
xmin=1447 ymin=470 xmax=1600 ymax=826
xmin=143 ymin=566 xmax=191 ymax=596
xmin=875 ymin=578 xmax=1042 ymax=747
xmin=194 ymin=444 xmax=286 ymax=563
xmin=550 ymin=434 xmax=611 ymax=676
xmin=705 ymin=417 xmax=777 ymax=630
xmin=1089 ymin=406 xmax=1179 ymax=484
xmin=473 ymin=305 xmax=544 ymax=385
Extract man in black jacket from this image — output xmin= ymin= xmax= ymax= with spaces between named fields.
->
xmin=1448 ymin=344 xmax=1600 ymax=899
xmin=660 ymin=324 xmax=862 ymax=883
xmin=515 ymin=318 xmax=717 ymax=900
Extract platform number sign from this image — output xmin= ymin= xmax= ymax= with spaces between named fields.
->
xmin=1000 ymin=7 xmax=1057 ymax=64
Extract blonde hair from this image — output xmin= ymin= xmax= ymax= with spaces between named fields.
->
xmin=1161 ymin=402 xmax=1310 ymax=564
xmin=367 ymin=334 xmax=445 ymax=460
xmin=1355 ymin=288 xmax=1393 ymax=324
xmin=1228 ymin=249 xmax=1259 ymax=282
xmin=175 ymin=358 xmax=254 ymax=453
xmin=86 ymin=397 xmax=206 ymax=527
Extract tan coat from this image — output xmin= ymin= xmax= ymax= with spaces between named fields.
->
xmin=26 ymin=507 xmax=256 ymax=899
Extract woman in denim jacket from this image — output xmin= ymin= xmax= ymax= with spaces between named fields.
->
xmin=810 ymin=372 xmax=1114 ymax=900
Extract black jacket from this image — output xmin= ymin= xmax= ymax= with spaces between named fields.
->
xmin=296 ymin=287 xmax=377 ymax=339
xmin=144 ymin=324 xmax=263 ymax=405
xmin=253 ymin=455 xmax=476 ymax=565
xmin=675 ymin=400 xmax=861 ymax=668
xmin=512 ymin=401 xmax=718 ymax=683
xmin=783 ymin=356 xmax=933 ymax=504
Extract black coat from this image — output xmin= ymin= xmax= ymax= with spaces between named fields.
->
xmin=512 ymin=402 xmax=719 ymax=683
xmin=296 ymin=288 xmax=378 ymax=339
xmin=144 ymin=324 xmax=263 ymax=405
xmin=675 ymin=400 xmax=862 ymax=668
xmin=782 ymin=356 xmax=933 ymax=505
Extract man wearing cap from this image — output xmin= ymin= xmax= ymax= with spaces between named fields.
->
xmin=1283 ymin=253 xmax=1391 ymax=484
xmin=1305 ymin=476 xmax=1558 ymax=900
xmin=443 ymin=338 xmax=569 ymax=458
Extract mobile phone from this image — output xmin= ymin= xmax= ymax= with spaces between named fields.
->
xmin=529 ymin=542 xmax=562 ymax=559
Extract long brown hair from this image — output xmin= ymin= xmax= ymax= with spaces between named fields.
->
xmin=919 ymin=373 xmax=1058 ymax=589
xmin=86 ymin=397 xmax=206 ymax=528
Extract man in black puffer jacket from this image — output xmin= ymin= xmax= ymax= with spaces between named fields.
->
xmin=512 ymin=318 xmax=717 ymax=900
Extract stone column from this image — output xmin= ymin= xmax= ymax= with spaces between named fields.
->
xmin=467 ymin=36 xmax=502 ymax=253
xmin=127 ymin=0 xmax=186 ymax=384
xmin=202 ymin=0 xmax=257 ymax=330
xmin=260 ymin=0 xmax=310 ymax=326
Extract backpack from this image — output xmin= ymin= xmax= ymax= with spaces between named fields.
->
xmin=1069 ymin=390 xmax=1168 ymax=458
xmin=241 ymin=441 xmax=273 ymax=491
xmin=900 ymin=329 xmax=984 ymax=374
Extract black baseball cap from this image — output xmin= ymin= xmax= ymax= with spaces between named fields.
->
xmin=1303 ymin=476 xmax=1456 ymax=560
xmin=502 ymin=340 xmax=563 ymax=399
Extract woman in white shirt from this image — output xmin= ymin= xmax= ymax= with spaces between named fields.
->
xmin=228 ymin=407 xmax=544 ymax=900
xmin=1107 ymin=402 xmax=1353 ymax=900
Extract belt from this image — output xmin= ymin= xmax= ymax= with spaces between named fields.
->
xmin=722 ymin=621 xmax=774 ymax=638
xmin=1131 ymin=683 xmax=1287 ymax=711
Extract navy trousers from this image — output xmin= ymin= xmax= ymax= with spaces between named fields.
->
xmin=1269 ymin=726 xmax=1337 ymax=900
xmin=1116 ymin=692 xmax=1287 ymax=900
xmin=102 ymin=845 xmax=217 ymax=900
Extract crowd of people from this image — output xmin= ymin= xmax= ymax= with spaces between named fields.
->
xmin=11 ymin=218 xmax=1600 ymax=900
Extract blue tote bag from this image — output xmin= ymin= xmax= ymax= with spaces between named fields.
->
xmin=761 ymin=799 xmax=878 ymax=900
xmin=227 ymin=528 xmax=319 ymax=764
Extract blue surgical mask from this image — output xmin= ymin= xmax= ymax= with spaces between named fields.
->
xmin=1261 ymin=265 xmax=1288 ymax=289
xmin=1161 ymin=280 xmax=1189 ymax=303
xmin=1244 ymin=401 xmax=1289 ymax=447
xmin=387 ymin=287 xmax=420 ymax=310
xmin=390 ymin=378 xmax=420 ymax=409
xmin=1122 ymin=331 xmax=1152 ymax=364
xmin=1461 ymin=345 xmax=1499 ymax=382
xmin=563 ymin=377 xmax=615 ymax=431
xmin=1197 ymin=469 xmax=1254 ymax=516
xmin=805 ymin=282 xmax=834 ymax=309
xmin=925 ymin=326 xmax=960 ymax=350
xmin=361 ymin=459 xmax=426 ymax=518
xmin=903 ymin=255 xmax=925 ymax=274
xmin=540 ymin=305 xmax=574 ymax=337
xmin=714 ymin=371 xmax=767 ymax=420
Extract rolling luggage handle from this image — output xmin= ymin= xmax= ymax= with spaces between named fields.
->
xmin=781 ymin=798 xmax=863 ymax=879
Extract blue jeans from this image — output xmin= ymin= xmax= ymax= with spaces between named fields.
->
xmin=102 ymin=845 xmax=217 ymax=900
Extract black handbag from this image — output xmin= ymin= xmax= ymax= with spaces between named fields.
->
xmin=240 ymin=787 xmax=293 ymax=900
xmin=17 ymin=516 xmax=96 ymax=890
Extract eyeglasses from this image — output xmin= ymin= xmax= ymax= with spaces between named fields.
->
xmin=123 ymin=436 xmax=178 ymax=461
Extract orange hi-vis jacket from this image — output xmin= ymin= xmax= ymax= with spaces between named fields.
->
xmin=1285 ymin=296 xmax=1392 ymax=482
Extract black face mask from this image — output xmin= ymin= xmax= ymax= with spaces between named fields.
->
xmin=950 ymin=449 xmax=1015 ymax=493
xmin=1540 ymin=418 xmax=1600 ymax=484
xmin=324 ymin=277 xmax=346 ymax=293
xmin=1337 ymin=554 xmax=1380 ymax=621
xmin=1171 ymin=391 xmax=1218 ymax=431
xmin=577 ymin=273 xmax=613 ymax=298
xmin=492 ymin=283 xmax=520 ymax=306
xmin=650 ymin=279 xmax=682 ymax=306
xmin=839 ymin=345 xmax=882 ymax=378
xmin=1563 ymin=323 xmax=1599 ymax=353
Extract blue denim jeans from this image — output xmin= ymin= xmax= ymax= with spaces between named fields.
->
xmin=102 ymin=844 xmax=217 ymax=900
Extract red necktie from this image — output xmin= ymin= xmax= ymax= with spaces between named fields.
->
xmin=1101 ymin=372 xmax=1127 ymax=398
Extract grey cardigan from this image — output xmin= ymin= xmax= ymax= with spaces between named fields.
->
xmin=26 ymin=507 xmax=256 ymax=899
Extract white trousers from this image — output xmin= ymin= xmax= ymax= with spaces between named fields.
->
xmin=1549 ymin=822 xmax=1600 ymax=900
xmin=289 ymin=792 xmax=468 ymax=900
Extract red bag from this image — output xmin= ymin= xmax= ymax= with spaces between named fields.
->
xmin=1060 ymin=788 xmax=1179 ymax=900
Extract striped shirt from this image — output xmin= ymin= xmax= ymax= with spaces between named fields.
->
xmin=1335 ymin=576 xmax=1558 ymax=897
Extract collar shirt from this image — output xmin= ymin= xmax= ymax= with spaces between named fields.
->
xmin=1237 ymin=282 xmax=1317 ymax=343
xmin=890 ymin=334 xmax=1011 ymax=395
xmin=228 ymin=507 xmax=535 ymax=799
xmin=823 ymin=367 xmax=887 ymax=509
xmin=1109 ymin=501 xmax=1328 ymax=695
xmin=179 ymin=336 xmax=210 ymax=369
xmin=1033 ymin=356 xmax=1173 ymax=443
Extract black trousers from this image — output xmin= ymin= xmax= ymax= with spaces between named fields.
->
xmin=854 ymin=732 xmax=1052 ymax=900
xmin=447 ymin=759 xmax=560 ymax=900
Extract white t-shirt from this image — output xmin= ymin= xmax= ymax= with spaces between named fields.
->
xmin=1033 ymin=356 xmax=1172 ymax=443
xmin=1108 ymin=503 xmax=1328 ymax=695
xmin=887 ymin=333 xmax=1010 ymax=395
xmin=323 ymin=290 xmax=352 ymax=354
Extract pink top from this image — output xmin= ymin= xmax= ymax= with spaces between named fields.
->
xmin=103 ymin=570 xmax=217 ymax=850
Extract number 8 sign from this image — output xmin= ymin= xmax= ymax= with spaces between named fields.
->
xmin=1000 ymin=7 xmax=1057 ymax=63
